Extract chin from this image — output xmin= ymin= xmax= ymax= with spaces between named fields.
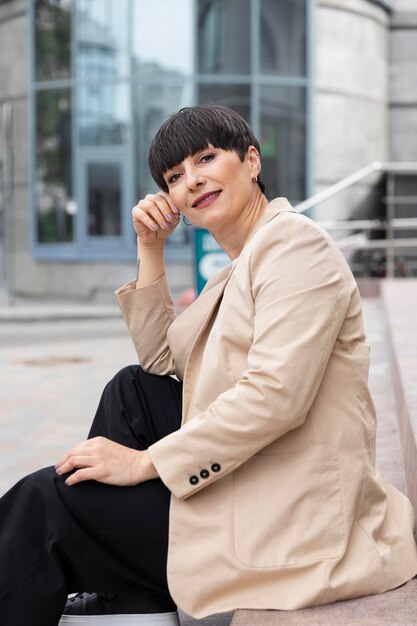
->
xmin=194 ymin=208 xmax=227 ymax=228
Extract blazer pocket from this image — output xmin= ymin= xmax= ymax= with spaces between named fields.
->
xmin=233 ymin=444 xmax=345 ymax=568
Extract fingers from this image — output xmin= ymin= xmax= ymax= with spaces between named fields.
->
xmin=65 ymin=467 xmax=100 ymax=486
xmin=55 ymin=438 xmax=155 ymax=487
xmin=55 ymin=437 xmax=105 ymax=475
xmin=56 ymin=455 xmax=92 ymax=476
xmin=55 ymin=438 xmax=107 ymax=486
xmin=132 ymin=192 xmax=180 ymax=236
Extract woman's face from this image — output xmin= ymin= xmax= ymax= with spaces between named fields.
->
xmin=163 ymin=145 xmax=261 ymax=231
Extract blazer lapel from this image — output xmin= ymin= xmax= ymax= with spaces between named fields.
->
xmin=182 ymin=261 xmax=237 ymax=417
xmin=181 ymin=197 xmax=296 ymax=417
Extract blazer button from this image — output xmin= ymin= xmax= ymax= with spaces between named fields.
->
xmin=211 ymin=463 xmax=221 ymax=473
xmin=200 ymin=469 xmax=210 ymax=479
xmin=189 ymin=475 xmax=199 ymax=485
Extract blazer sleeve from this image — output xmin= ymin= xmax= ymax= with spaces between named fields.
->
xmin=147 ymin=215 xmax=352 ymax=500
xmin=115 ymin=273 xmax=176 ymax=375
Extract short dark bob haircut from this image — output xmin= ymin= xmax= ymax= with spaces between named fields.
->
xmin=148 ymin=105 xmax=266 ymax=194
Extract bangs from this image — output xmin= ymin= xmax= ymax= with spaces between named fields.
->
xmin=149 ymin=120 xmax=213 ymax=189
xmin=148 ymin=105 xmax=260 ymax=192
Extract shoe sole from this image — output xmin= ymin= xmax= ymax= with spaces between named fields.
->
xmin=59 ymin=612 xmax=180 ymax=625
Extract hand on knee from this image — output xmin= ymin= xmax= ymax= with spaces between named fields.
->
xmin=55 ymin=437 xmax=159 ymax=487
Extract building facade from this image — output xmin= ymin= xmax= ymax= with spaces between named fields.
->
xmin=0 ymin=0 xmax=415 ymax=301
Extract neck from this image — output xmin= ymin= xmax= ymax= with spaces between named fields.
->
xmin=210 ymin=190 xmax=269 ymax=260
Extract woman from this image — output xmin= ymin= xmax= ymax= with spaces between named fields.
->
xmin=1 ymin=105 xmax=416 ymax=626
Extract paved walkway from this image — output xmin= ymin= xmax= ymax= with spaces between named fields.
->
xmin=0 ymin=296 xmax=406 ymax=626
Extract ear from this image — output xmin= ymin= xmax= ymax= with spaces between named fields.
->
xmin=246 ymin=145 xmax=261 ymax=177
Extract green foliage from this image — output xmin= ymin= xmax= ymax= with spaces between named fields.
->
xmin=36 ymin=89 xmax=71 ymax=187
xmin=35 ymin=0 xmax=71 ymax=81
xmin=37 ymin=208 xmax=73 ymax=243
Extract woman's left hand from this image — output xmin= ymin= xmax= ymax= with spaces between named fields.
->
xmin=55 ymin=437 xmax=158 ymax=487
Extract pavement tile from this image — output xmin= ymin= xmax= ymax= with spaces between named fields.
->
xmin=0 ymin=335 xmax=138 ymax=495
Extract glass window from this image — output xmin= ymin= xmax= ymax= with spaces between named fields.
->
xmin=35 ymin=0 xmax=72 ymax=81
xmin=87 ymin=163 xmax=121 ymax=236
xmin=260 ymin=0 xmax=306 ymax=77
xmin=132 ymin=0 xmax=194 ymax=78
xmin=260 ymin=85 xmax=306 ymax=203
xmin=198 ymin=0 xmax=250 ymax=75
xmin=76 ymin=0 xmax=129 ymax=80
xmin=78 ymin=82 xmax=130 ymax=145
xmin=32 ymin=0 xmax=310 ymax=258
xmin=198 ymin=84 xmax=250 ymax=121
xmin=36 ymin=89 xmax=74 ymax=243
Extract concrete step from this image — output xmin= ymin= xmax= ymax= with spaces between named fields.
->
xmin=179 ymin=611 xmax=233 ymax=626
xmin=231 ymin=579 xmax=417 ymax=626
xmin=382 ymin=279 xmax=417 ymax=518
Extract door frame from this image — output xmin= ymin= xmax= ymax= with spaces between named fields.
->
xmin=76 ymin=146 xmax=134 ymax=254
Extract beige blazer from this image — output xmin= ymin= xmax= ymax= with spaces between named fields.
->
xmin=116 ymin=198 xmax=417 ymax=618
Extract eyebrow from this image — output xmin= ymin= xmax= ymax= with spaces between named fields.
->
xmin=164 ymin=145 xmax=216 ymax=176
xmin=164 ymin=164 xmax=182 ymax=176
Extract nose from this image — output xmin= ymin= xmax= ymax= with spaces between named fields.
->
xmin=184 ymin=164 xmax=205 ymax=191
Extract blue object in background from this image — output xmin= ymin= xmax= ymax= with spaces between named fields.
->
xmin=194 ymin=229 xmax=230 ymax=293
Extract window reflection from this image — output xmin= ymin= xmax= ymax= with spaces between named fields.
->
xmin=198 ymin=84 xmax=250 ymax=121
xmin=35 ymin=0 xmax=72 ymax=81
xmin=198 ymin=0 xmax=250 ymax=75
xmin=132 ymin=0 xmax=194 ymax=77
xmin=76 ymin=0 xmax=129 ymax=80
xmin=87 ymin=163 xmax=121 ymax=236
xmin=33 ymin=0 xmax=309 ymax=254
xmin=260 ymin=86 xmax=306 ymax=203
xmin=36 ymin=89 xmax=74 ymax=243
xmin=78 ymin=82 xmax=130 ymax=145
xmin=260 ymin=0 xmax=306 ymax=76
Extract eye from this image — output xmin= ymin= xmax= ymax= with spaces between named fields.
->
xmin=167 ymin=172 xmax=181 ymax=184
xmin=199 ymin=153 xmax=214 ymax=164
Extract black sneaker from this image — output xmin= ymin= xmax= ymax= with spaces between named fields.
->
xmin=60 ymin=592 xmax=180 ymax=625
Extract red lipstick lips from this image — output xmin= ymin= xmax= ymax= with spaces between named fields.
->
xmin=192 ymin=190 xmax=222 ymax=208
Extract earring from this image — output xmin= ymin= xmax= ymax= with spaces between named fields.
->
xmin=182 ymin=215 xmax=193 ymax=226
xmin=252 ymin=167 xmax=261 ymax=183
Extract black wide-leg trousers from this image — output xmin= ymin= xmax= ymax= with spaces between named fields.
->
xmin=0 ymin=366 xmax=183 ymax=626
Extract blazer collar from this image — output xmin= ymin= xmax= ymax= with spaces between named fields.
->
xmin=244 ymin=196 xmax=296 ymax=246
xmin=192 ymin=197 xmax=296 ymax=329
xmin=201 ymin=197 xmax=295 ymax=294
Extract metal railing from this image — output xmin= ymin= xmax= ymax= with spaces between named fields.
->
xmin=294 ymin=161 xmax=417 ymax=278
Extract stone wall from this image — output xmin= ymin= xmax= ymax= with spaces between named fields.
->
xmin=0 ymin=0 xmax=30 ymax=293
xmin=389 ymin=0 xmax=417 ymax=161
xmin=314 ymin=0 xmax=389 ymax=222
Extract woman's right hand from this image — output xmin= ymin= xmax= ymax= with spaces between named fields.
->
xmin=132 ymin=192 xmax=180 ymax=247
